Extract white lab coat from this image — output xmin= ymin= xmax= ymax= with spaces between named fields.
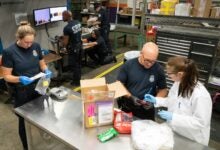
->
xmin=155 ymin=81 xmax=212 ymax=146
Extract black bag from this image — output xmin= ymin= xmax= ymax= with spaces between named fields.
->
xmin=213 ymin=92 xmax=220 ymax=113
xmin=117 ymin=97 xmax=155 ymax=120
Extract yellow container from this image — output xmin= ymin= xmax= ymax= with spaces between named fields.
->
xmin=160 ymin=0 xmax=177 ymax=15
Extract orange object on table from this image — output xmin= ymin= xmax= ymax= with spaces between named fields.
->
xmin=114 ymin=109 xmax=133 ymax=134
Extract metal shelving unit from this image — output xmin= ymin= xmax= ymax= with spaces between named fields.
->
xmin=69 ymin=0 xmax=87 ymax=21
xmin=155 ymin=27 xmax=220 ymax=90
xmin=144 ymin=10 xmax=220 ymax=90
xmin=146 ymin=14 xmax=220 ymax=31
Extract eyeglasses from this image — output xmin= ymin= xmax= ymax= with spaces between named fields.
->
xmin=141 ymin=55 xmax=156 ymax=64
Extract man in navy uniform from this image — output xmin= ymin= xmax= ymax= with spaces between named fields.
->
xmin=62 ymin=10 xmax=82 ymax=86
xmin=117 ymin=42 xmax=168 ymax=120
xmin=93 ymin=2 xmax=112 ymax=54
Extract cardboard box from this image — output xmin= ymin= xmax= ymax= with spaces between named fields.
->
xmin=122 ymin=7 xmax=128 ymax=14
xmin=210 ymin=7 xmax=220 ymax=18
xmin=80 ymin=78 xmax=129 ymax=128
xmin=126 ymin=8 xmax=142 ymax=15
xmin=136 ymin=10 xmax=143 ymax=15
xmin=193 ymin=0 xmax=212 ymax=18
xmin=127 ymin=8 xmax=133 ymax=14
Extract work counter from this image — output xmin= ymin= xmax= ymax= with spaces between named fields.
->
xmin=14 ymin=93 xmax=214 ymax=150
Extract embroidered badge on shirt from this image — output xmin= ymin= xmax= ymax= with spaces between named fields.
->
xmin=33 ymin=50 xmax=38 ymax=57
xmin=149 ymin=75 xmax=155 ymax=82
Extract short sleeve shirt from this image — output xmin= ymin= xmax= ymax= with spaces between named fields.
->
xmin=117 ymin=58 xmax=167 ymax=99
xmin=63 ymin=20 xmax=82 ymax=47
xmin=2 ymin=42 xmax=43 ymax=77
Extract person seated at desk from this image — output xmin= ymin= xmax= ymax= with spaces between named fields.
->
xmin=144 ymin=56 xmax=212 ymax=146
xmin=82 ymin=29 xmax=116 ymax=65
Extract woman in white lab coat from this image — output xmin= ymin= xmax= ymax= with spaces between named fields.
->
xmin=144 ymin=56 xmax=212 ymax=146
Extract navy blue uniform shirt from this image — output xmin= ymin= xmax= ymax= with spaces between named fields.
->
xmin=87 ymin=36 xmax=107 ymax=53
xmin=2 ymin=42 xmax=43 ymax=78
xmin=117 ymin=58 xmax=167 ymax=99
xmin=97 ymin=7 xmax=110 ymax=28
xmin=63 ymin=20 xmax=82 ymax=48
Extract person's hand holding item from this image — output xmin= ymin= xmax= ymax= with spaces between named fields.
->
xmin=19 ymin=76 xmax=34 ymax=85
xmin=44 ymin=68 xmax=52 ymax=78
xmin=144 ymin=94 xmax=156 ymax=104
xmin=130 ymin=95 xmax=141 ymax=106
xmin=158 ymin=110 xmax=173 ymax=121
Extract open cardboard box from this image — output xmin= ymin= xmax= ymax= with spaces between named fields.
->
xmin=80 ymin=77 xmax=129 ymax=128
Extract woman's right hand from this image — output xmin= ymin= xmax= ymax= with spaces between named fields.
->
xmin=19 ymin=76 xmax=34 ymax=85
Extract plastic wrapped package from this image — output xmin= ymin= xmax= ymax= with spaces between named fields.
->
xmin=35 ymin=77 xmax=51 ymax=95
xmin=131 ymin=120 xmax=174 ymax=150
xmin=175 ymin=3 xmax=191 ymax=16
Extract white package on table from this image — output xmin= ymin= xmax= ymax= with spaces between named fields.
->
xmin=131 ymin=120 xmax=174 ymax=150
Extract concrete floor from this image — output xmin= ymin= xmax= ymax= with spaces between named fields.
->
xmin=0 ymin=41 xmax=220 ymax=150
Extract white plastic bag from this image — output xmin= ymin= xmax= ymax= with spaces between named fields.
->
xmin=131 ymin=120 xmax=174 ymax=150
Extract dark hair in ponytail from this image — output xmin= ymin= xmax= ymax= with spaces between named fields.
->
xmin=167 ymin=56 xmax=199 ymax=98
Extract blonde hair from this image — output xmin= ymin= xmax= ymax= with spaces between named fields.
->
xmin=16 ymin=21 xmax=36 ymax=39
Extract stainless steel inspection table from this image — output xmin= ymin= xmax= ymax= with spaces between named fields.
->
xmin=14 ymin=94 xmax=214 ymax=150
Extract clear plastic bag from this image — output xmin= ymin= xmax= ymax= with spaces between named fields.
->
xmin=35 ymin=76 xmax=51 ymax=95
xmin=131 ymin=120 xmax=174 ymax=150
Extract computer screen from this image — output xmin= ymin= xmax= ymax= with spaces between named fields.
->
xmin=50 ymin=6 xmax=67 ymax=22
xmin=33 ymin=8 xmax=50 ymax=26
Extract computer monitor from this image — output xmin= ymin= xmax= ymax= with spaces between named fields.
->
xmin=33 ymin=8 xmax=50 ymax=26
xmin=50 ymin=6 xmax=67 ymax=22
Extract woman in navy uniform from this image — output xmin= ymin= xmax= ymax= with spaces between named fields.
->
xmin=2 ymin=21 xmax=51 ymax=150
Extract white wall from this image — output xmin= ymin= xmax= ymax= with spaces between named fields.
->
xmin=0 ymin=0 xmax=66 ymax=50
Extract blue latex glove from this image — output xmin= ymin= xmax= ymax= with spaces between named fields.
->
xmin=44 ymin=68 xmax=52 ymax=78
xmin=158 ymin=110 xmax=173 ymax=121
xmin=144 ymin=94 xmax=156 ymax=104
xmin=19 ymin=76 xmax=34 ymax=85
